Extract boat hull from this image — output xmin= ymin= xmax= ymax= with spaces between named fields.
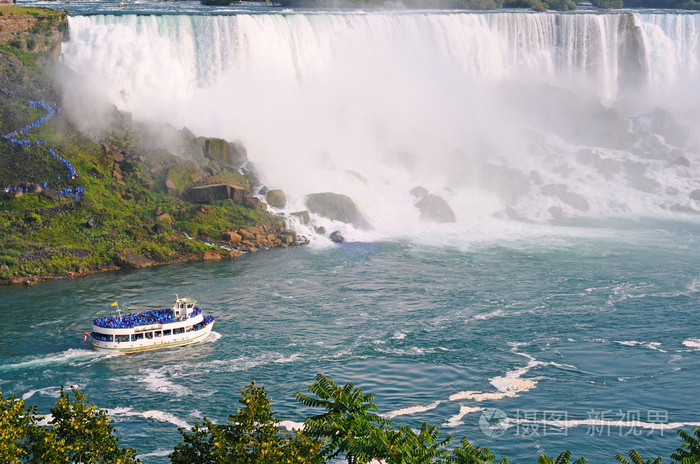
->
xmin=91 ymin=322 xmax=215 ymax=354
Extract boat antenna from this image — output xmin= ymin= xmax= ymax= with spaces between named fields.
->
xmin=111 ymin=300 xmax=122 ymax=321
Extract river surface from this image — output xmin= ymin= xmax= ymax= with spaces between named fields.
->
xmin=1 ymin=219 xmax=699 ymax=462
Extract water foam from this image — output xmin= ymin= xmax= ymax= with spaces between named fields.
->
xmin=0 ymin=349 xmax=109 ymax=372
xmin=108 ymin=407 xmax=190 ymax=429
xmin=384 ymin=401 xmax=443 ymax=419
xmin=444 ymin=406 xmax=483 ymax=428
xmin=682 ymin=338 xmax=700 ymax=349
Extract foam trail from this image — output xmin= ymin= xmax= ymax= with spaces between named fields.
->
xmin=682 ymin=338 xmax=700 ymax=349
xmin=444 ymin=406 xmax=483 ymax=428
xmin=1 ymin=349 xmax=111 ymax=372
xmin=108 ymin=407 xmax=190 ymax=429
xmin=384 ymin=401 xmax=443 ymax=419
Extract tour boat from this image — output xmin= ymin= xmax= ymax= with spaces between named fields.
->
xmin=89 ymin=296 xmax=215 ymax=353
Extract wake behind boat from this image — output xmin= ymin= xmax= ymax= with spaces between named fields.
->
xmin=89 ymin=296 xmax=215 ymax=353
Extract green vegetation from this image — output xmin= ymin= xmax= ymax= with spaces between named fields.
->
xmin=0 ymin=9 xmax=292 ymax=284
xmin=2 ymin=376 xmax=700 ymax=464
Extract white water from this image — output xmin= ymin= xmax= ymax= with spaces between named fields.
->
xmin=60 ymin=12 xmax=700 ymax=240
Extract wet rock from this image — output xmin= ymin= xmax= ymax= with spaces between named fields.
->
xmin=305 ymin=192 xmax=372 ymax=230
xmin=223 ymin=231 xmax=242 ymax=244
xmin=203 ymin=250 xmax=221 ymax=260
xmin=690 ymin=189 xmax=700 ymax=201
xmin=291 ymin=210 xmax=310 ymax=225
xmin=415 ymin=194 xmax=456 ymax=223
xmin=114 ymin=250 xmax=155 ymax=269
xmin=185 ymin=183 xmax=246 ymax=204
xmin=548 ymin=206 xmax=564 ymax=218
xmin=410 ymin=186 xmax=429 ymax=199
xmin=330 ymin=231 xmax=345 ymax=243
xmin=266 ymin=189 xmax=287 ymax=208
xmin=651 ymin=107 xmax=689 ymax=146
xmin=315 ymin=226 xmax=326 ymax=235
xmin=204 ymin=138 xmax=248 ymax=166
xmin=243 ymin=196 xmax=267 ymax=211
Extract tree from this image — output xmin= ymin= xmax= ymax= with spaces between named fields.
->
xmin=0 ymin=390 xmax=36 ymax=464
xmin=170 ymin=381 xmax=324 ymax=464
xmin=616 ymin=449 xmax=663 ymax=464
xmin=295 ymin=374 xmax=391 ymax=463
xmin=29 ymin=386 xmax=139 ymax=464
xmin=670 ymin=427 xmax=700 ymax=464
xmin=449 ymin=438 xmax=509 ymax=464
xmin=538 ymin=450 xmax=587 ymax=464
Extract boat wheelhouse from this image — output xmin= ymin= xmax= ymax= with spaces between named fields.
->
xmin=89 ymin=296 xmax=215 ymax=353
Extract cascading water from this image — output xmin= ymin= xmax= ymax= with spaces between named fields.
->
xmin=60 ymin=12 xmax=700 ymax=241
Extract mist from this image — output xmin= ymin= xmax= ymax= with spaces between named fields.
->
xmin=58 ymin=12 xmax=700 ymax=241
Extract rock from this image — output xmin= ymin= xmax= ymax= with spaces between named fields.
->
xmin=114 ymin=250 xmax=155 ymax=269
xmin=415 ymin=194 xmax=456 ymax=223
xmin=223 ymin=231 xmax=242 ymax=244
xmin=203 ymin=250 xmax=221 ymax=260
xmin=266 ymin=189 xmax=287 ymax=208
xmin=42 ymin=188 xmax=60 ymax=201
xmin=259 ymin=186 xmax=269 ymax=196
xmin=291 ymin=210 xmax=310 ymax=225
xmin=651 ymin=107 xmax=689 ymax=146
xmin=315 ymin=226 xmax=326 ymax=235
xmin=410 ymin=186 xmax=429 ymax=199
xmin=690 ymin=190 xmax=700 ymax=201
xmin=305 ymin=192 xmax=372 ymax=230
xmin=156 ymin=213 xmax=173 ymax=224
xmin=243 ymin=196 xmax=267 ymax=211
xmin=541 ymin=184 xmax=589 ymax=211
xmin=238 ymin=228 xmax=255 ymax=240
xmin=151 ymin=224 xmax=166 ymax=235
xmin=165 ymin=178 xmax=178 ymax=196
xmin=330 ymin=231 xmax=345 ymax=243
xmin=548 ymin=206 xmax=564 ymax=218
xmin=85 ymin=218 xmax=99 ymax=229
xmin=203 ymin=138 xmax=248 ymax=166
xmin=185 ymin=183 xmax=246 ymax=204
xmin=669 ymin=203 xmax=697 ymax=213
xmin=674 ymin=156 xmax=691 ymax=167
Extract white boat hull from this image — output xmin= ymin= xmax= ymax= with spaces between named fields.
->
xmin=91 ymin=321 xmax=215 ymax=354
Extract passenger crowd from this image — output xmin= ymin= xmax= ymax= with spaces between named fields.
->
xmin=94 ymin=307 xmax=204 ymax=329
xmin=1 ymin=101 xmax=81 ymax=199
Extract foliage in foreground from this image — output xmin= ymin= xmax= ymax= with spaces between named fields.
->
xmin=3 ymin=375 xmax=700 ymax=464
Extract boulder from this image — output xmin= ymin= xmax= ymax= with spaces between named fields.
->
xmin=85 ymin=218 xmax=99 ymax=229
xmin=690 ymin=189 xmax=700 ymax=201
xmin=151 ymin=224 xmax=166 ymax=235
xmin=203 ymin=138 xmax=248 ymax=166
xmin=410 ymin=186 xmax=429 ymax=199
xmin=203 ymin=250 xmax=221 ymax=260
xmin=114 ymin=250 xmax=155 ymax=269
xmin=185 ymin=183 xmax=247 ymax=204
xmin=315 ymin=226 xmax=326 ymax=235
xmin=330 ymin=231 xmax=345 ymax=243
xmin=291 ymin=210 xmax=310 ymax=225
xmin=156 ymin=213 xmax=173 ymax=224
xmin=305 ymin=192 xmax=372 ymax=230
xmin=651 ymin=107 xmax=689 ymax=146
xmin=223 ymin=231 xmax=242 ymax=244
xmin=415 ymin=194 xmax=456 ymax=223
xmin=266 ymin=189 xmax=287 ymax=208
xmin=243 ymin=196 xmax=267 ymax=211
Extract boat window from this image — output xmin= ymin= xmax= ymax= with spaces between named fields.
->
xmin=131 ymin=333 xmax=144 ymax=342
xmin=173 ymin=327 xmax=184 ymax=335
xmin=116 ymin=335 xmax=129 ymax=343
xmin=163 ymin=329 xmax=172 ymax=336
xmin=145 ymin=332 xmax=153 ymax=339
xmin=154 ymin=331 xmax=162 ymax=337
xmin=92 ymin=332 xmax=113 ymax=342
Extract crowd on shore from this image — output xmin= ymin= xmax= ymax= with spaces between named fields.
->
xmin=1 ymin=100 xmax=81 ymax=199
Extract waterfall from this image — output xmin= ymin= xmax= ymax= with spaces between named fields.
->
xmin=60 ymin=12 xmax=700 ymax=238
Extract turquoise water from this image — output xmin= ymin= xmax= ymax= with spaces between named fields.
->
xmin=1 ymin=219 xmax=699 ymax=462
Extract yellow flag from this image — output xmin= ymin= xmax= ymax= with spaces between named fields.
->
xmin=111 ymin=301 xmax=118 ymax=306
